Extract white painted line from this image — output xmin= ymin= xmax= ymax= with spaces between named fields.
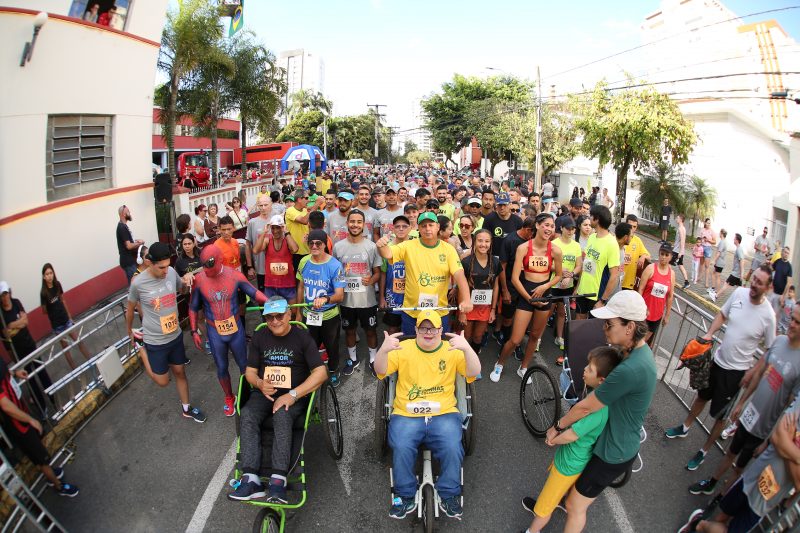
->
xmin=604 ymin=489 xmax=635 ymax=533
xmin=185 ymin=439 xmax=237 ymax=533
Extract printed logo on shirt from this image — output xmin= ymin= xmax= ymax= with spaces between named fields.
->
xmin=438 ymin=359 xmax=446 ymax=374
xmin=418 ymin=272 xmax=447 ymax=287
xmin=407 ymin=383 xmax=445 ymax=401
xmin=493 ymin=227 xmax=503 ymax=237
xmin=262 ymin=347 xmax=294 ymax=365
xmin=438 ymin=253 xmax=446 ymax=263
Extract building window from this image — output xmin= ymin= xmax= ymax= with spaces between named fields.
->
xmin=68 ymin=0 xmax=132 ymax=31
xmin=46 ymin=115 xmax=113 ymax=201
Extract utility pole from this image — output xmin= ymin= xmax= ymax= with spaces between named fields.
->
xmin=534 ymin=66 xmax=543 ymax=195
xmin=323 ymin=114 xmax=327 ymax=159
xmin=367 ymin=103 xmax=386 ymax=164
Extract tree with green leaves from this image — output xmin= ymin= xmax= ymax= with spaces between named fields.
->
xmin=288 ymin=89 xmax=332 ymax=120
xmin=157 ymin=0 xmax=223 ymax=180
xmin=505 ymin=102 xmax=578 ymax=177
xmin=684 ymin=175 xmax=717 ymax=235
xmin=635 ymin=160 xmax=687 ymax=221
xmin=571 ymin=81 xmax=697 ymax=221
xmin=327 ymin=112 xmax=389 ymax=163
xmin=403 ymin=139 xmax=418 ymax=155
xmin=406 ymin=150 xmax=433 ymax=164
xmin=276 ymin=110 xmax=324 ymax=146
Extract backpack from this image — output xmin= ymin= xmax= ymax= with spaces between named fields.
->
xmin=677 ymin=336 xmax=714 ymax=390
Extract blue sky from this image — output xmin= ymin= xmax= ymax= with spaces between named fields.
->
xmin=234 ymin=0 xmax=800 ymax=138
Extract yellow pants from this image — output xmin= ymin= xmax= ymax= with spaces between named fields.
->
xmin=533 ymin=463 xmax=581 ymax=517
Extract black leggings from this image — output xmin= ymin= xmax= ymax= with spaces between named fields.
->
xmin=308 ymin=315 xmax=341 ymax=372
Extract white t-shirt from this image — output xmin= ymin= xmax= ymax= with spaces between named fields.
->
xmin=542 ymin=182 xmax=554 ymax=198
xmin=714 ymin=287 xmax=777 ymax=371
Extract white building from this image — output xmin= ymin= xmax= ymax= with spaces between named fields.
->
xmin=410 ymin=97 xmax=432 ymax=153
xmin=279 ymin=48 xmax=325 ymax=125
xmin=0 ymin=1 xmax=168 ymax=340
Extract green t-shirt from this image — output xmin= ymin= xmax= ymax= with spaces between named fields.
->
xmin=593 ymin=344 xmax=657 ymax=464
xmin=576 ymin=233 xmax=620 ymax=301
xmin=554 ymin=407 xmax=608 ymax=476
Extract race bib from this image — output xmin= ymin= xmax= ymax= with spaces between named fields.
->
xmin=306 ymin=311 xmax=323 ymax=327
xmin=757 ymin=464 xmax=780 ymax=501
xmin=392 ymin=277 xmax=405 ymax=294
xmin=214 ymin=316 xmax=239 ymax=335
xmin=650 ymin=282 xmax=668 ymax=299
xmin=583 ymin=259 xmax=596 ymax=275
xmin=345 ymin=277 xmax=366 ymax=293
xmin=740 ymin=402 xmax=760 ymax=432
xmin=471 ymin=289 xmax=492 ymax=305
xmin=160 ymin=312 xmax=178 ymax=335
xmin=527 ymin=255 xmax=549 ymax=270
xmin=406 ymin=401 xmax=441 ymax=415
xmin=662 ymin=215 xmax=668 ymax=221
xmin=263 ymin=366 xmax=291 ymax=389
xmin=417 ymin=293 xmax=438 ymax=308
xmin=270 ymin=262 xmax=289 ymax=276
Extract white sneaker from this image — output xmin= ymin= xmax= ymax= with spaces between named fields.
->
xmin=708 ymin=290 xmax=717 ymax=303
xmin=721 ymin=422 xmax=737 ymax=440
xmin=517 ymin=366 xmax=532 ymax=385
xmin=536 ymin=338 xmax=541 ymax=352
xmin=489 ymin=364 xmax=503 ymax=383
xmin=554 ymin=337 xmax=564 ymax=350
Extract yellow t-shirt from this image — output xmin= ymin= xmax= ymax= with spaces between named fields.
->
xmin=285 ymin=206 xmax=309 ymax=255
xmin=437 ymin=203 xmax=456 ymax=221
xmin=316 ymin=177 xmax=332 ymax=195
xmin=552 ymin=238 xmax=582 ymax=289
xmin=576 ymin=233 xmax=620 ymax=300
xmin=390 ymin=238 xmax=463 ymax=317
xmin=621 ymin=235 xmax=649 ymax=289
xmin=380 ymin=339 xmax=474 ymax=417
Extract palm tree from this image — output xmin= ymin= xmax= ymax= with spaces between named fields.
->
xmin=288 ymin=89 xmax=332 ymax=120
xmin=684 ymin=175 xmax=718 ymax=235
xmin=636 ymin=160 xmax=687 ymax=220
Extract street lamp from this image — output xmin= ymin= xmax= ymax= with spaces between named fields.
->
xmin=20 ymin=11 xmax=48 ymax=67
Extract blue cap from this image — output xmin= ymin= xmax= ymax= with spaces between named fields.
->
xmin=337 ymin=191 xmax=354 ymax=201
xmin=262 ymin=297 xmax=288 ymax=315
xmin=496 ymin=192 xmax=510 ymax=205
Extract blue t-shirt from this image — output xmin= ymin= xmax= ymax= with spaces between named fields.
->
xmin=382 ymin=258 xmax=406 ymax=314
xmin=296 ymin=256 xmax=346 ymax=313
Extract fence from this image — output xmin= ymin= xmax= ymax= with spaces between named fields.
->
xmin=175 ymin=177 xmax=277 ymax=220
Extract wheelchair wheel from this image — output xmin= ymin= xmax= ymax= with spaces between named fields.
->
xmin=462 ymin=381 xmax=477 ymax=456
xmin=422 ymin=484 xmax=435 ymax=533
xmin=252 ymin=508 xmax=281 ymax=533
xmin=374 ymin=377 xmax=389 ymax=458
xmin=319 ymin=381 xmax=343 ymax=460
xmin=519 ymin=365 xmax=561 ymax=437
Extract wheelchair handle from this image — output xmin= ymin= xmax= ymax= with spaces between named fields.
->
xmin=255 ymin=320 xmax=308 ymax=331
xmin=527 ymin=293 xmax=596 ymax=303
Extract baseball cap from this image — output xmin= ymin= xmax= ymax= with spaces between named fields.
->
xmin=466 ymin=197 xmax=482 ymax=206
xmin=417 ymin=212 xmax=439 ymax=225
xmin=337 ymin=191 xmax=354 ymax=201
xmin=285 ymin=194 xmax=295 ymax=202
xmin=659 ymin=243 xmax=673 ymax=254
xmin=269 ymin=215 xmax=285 ymax=226
xmin=560 ymin=216 xmax=576 ymax=229
xmin=569 ymin=197 xmax=583 ymax=207
xmin=496 ymin=192 xmax=510 ymax=205
xmin=416 ymin=309 xmax=443 ymax=328
xmin=590 ymin=290 xmax=647 ymax=321
xmin=426 ymin=199 xmax=440 ymax=210
xmin=385 ymin=187 xmax=397 ymax=195
xmin=0 ymin=281 xmax=9 ymax=294
xmin=307 ymin=229 xmax=328 ymax=245
xmin=148 ymin=242 xmax=172 ymax=262
xmin=393 ymin=215 xmax=410 ymax=225
xmin=262 ymin=296 xmax=289 ymax=315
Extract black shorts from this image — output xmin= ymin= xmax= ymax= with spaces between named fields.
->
xmin=382 ymin=311 xmax=402 ymax=328
xmin=341 ymin=306 xmax=378 ymax=330
xmin=8 ymin=425 xmax=50 ymax=466
xmin=575 ymin=454 xmax=636 ymax=498
xmin=697 ymin=361 xmax=745 ymax=419
xmin=729 ymin=425 xmax=764 ymax=469
xmin=669 ymin=252 xmax=683 ymax=267
xmin=500 ymin=291 xmax=519 ymax=320
xmin=714 ymin=265 xmax=723 ymax=273
xmin=646 ymin=319 xmax=661 ymax=335
xmin=726 ymin=275 xmax=742 ymax=287
xmin=144 ymin=334 xmax=189 ymax=375
xmin=659 ymin=220 xmax=669 ymax=231
xmin=718 ymin=477 xmax=760 ymax=533
xmin=517 ymin=279 xmax=552 ymax=312
xmin=575 ymin=296 xmax=596 ymax=315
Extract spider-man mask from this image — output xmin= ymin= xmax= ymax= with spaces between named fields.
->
xmin=200 ymin=244 xmax=223 ymax=278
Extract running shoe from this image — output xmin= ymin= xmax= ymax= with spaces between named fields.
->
xmin=182 ymin=405 xmax=207 ymax=423
xmin=439 ymin=496 xmax=463 ymax=519
xmin=330 ymin=375 xmax=340 ymax=388
xmin=517 ymin=367 xmax=532 ymax=385
xmin=389 ymin=496 xmax=417 ymax=519
xmin=489 ymin=364 xmax=503 ymax=382
xmin=514 ymin=346 xmax=523 ymax=361
xmin=223 ymin=397 xmax=235 ymax=417
xmin=688 ymin=478 xmax=716 ymax=495
xmin=554 ymin=337 xmax=565 ymax=350
xmin=665 ymin=425 xmax=689 ymax=439
xmin=686 ymin=450 xmax=707 ymax=471
xmin=204 ymin=341 xmax=212 ymax=354
xmin=369 ymin=361 xmax=377 ymax=378
xmin=57 ymin=483 xmax=79 ymax=497
xmin=227 ymin=478 xmax=266 ymax=501
xmin=721 ymin=422 xmax=737 ymax=440
xmin=536 ymin=338 xmax=541 ymax=352
xmin=492 ymin=330 xmax=504 ymax=346
xmin=677 ymin=508 xmax=704 ymax=533
xmin=267 ymin=477 xmax=288 ymax=504
xmin=522 ymin=496 xmax=536 ymax=514
xmin=683 ymin=280 xmax=690 ymax=290
xmin=342 ymin=359 xmax=359 ymax=376
xmin=46 ymin=467 xmax=65 ymax=487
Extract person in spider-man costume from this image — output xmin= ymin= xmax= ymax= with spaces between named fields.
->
xmin=189 ymin=244 xmax=267 ymax=416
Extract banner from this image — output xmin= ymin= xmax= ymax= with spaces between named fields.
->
xmin=229 ymin=2 xmax=243 ymax=37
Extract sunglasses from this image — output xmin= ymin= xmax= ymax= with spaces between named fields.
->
xmin=265 ymin=313 xmax=286 ymax=323
xmin=202 ymin=257 xmax=216 ymax=269
xmin=309 ymin=240 xmax=325 ymax=248
xmin=511 ymin=209 xmax=520 ymax=213
xmin=461 ymin=224 xmax=473 ymax=229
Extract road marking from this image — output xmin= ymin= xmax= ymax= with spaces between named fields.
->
xmin=335 ymin=372 xmax=377 ymax=495
xmin=604 ymin=489 xmax=635 ymax=533
xmin=185 ymin=439 xmax=236 ymax=533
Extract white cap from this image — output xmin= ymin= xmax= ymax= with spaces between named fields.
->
xmin=590 ymin=290 xmax=647 ymax=321
xmin=0 ymin=281 xmax=9 ymax=294
xmin=269 ymin=215 xmax=285 ymax=226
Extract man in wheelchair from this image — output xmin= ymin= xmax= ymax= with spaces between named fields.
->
xmin=228 ymin=297 xmax=328 ymax=503
xmin=374 ymin=310 xmax=481 ymax=520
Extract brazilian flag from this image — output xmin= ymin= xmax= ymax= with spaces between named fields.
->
xmin=229 ymin=1 xmax=243 ymax=37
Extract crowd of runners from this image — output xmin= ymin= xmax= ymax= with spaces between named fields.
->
xmin=0 ymin=164 xmax=797 ymax=531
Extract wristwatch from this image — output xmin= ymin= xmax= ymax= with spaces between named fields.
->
xmin=555 ymin=419 xmax=566 ymax=432
xmin=288 ymin=389 xmax=298 ymax=399
xmin=601 ymin=298 xmax=609 ymax=304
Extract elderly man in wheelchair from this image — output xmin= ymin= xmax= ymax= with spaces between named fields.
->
xmin=374 ymin=309 xmax=481 ymax=521
xmin=228 ymin=297 xmax=328 ymax=503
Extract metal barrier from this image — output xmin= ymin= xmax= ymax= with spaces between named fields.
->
xmin=753 ymin=491 xmax=800 ymax=532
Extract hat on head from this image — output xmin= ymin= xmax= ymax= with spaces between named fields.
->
xmin=466 ymin=197 xmax=482 ymax=206
xmin=285 ymin=194 xmax=295 ymax=202
xmin=307 ymin=229 xmax=328 ymax=245
xmin=659 ymin=243 xmax=673 ymax=254
xmin=496 ymin=192 xmax=510 ymax=205
xmin=543 ymin=197 xmax=554 ymax=204
xmin=393 ymin=215 xmax=410 ymax=225
xmin=148 ymin=242 xmax=172 ymax=262
xmin=417 ymin=212 xmax=439 ymax=225
xmin=590 ymin=290 xmax=647 ymax=321
xmin=385 ymin=188 xmax=397 ymax=195
xmin=0 ymin=281 xmax=9 ymax=294
xmin=416 ymin=309 xmax=443 ymax=328
xmin=262 ymin=296 xmax=289 ymax=316
xmin=269 ymin=215 xmax=285 ymax=227
xmin=337 ymin=191 xmax=354 ymax=201
xmin=569 ymin=197 xmax=583 ymax=207
xmin=560 ymin=216 xmax=576 ymax=229
xmin=426 ymin=199 xmax=440 ymax=209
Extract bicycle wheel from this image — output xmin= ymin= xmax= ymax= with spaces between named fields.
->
xmin=422 ymin=484 xmax=435 ymax=533
xmin=519 ymin=365 xmax=561 ymax=437
xmin=374 ymin=377 xmax=389 ymax=458
xmin=462 ymin=381 xmax=477 ymax=456
xmin=252 ymin=508 xmax=281 ymax=533
xmin=319 ymin=381 xmax=344 ymax=459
